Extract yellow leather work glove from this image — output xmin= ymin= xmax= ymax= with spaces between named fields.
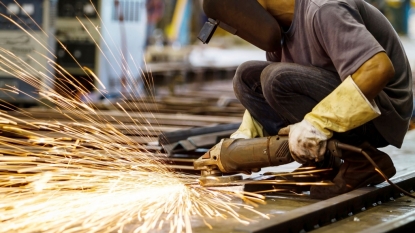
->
xmin=230 ymin=110 xmax=266 ymax=139
xmin=287 ymin=76 xmax=381 ymax=163
xmin=206 ymin=111 xmax=264 ymax=161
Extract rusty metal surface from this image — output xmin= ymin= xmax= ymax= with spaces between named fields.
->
xmin=360 ymin=209 xmax=415 ymax=233
xmin=314 ymin=196 xmax=415 ymax=233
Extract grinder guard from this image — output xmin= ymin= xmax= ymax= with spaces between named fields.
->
xmin=199 ymin=0 xmax=282 ymax=52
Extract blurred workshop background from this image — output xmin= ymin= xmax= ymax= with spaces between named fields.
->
xmin=0 ymin=0 xmax=414 ymax=121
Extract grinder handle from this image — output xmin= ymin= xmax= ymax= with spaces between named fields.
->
xmin=327 ymin=139 xmax=343 ymax=158
xmin=279 ymin=129 xmax=343 ymax=158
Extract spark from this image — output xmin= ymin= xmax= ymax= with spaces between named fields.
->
xmin=0 ymin=3 xmax=268 ymax=233
xmin=0 ymin=82 xmax=268 ymax=233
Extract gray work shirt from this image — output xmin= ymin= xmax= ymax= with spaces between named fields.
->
xmin=267 ymin=0 xmax=413 ymax=148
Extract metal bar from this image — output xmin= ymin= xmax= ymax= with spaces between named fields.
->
xmin=14 ymin=115 xmax=219 ymax=128
xmin=8 ymin=109 xmax=241 ymax=124
xmin=187 ymin=129 xmax=235 ymax=147
xmin=360 ymin=210 xmax=415 ymax=233
xmin=162 ymin=129 xmax=235 ymax=155
xmin=159 ymin=123 xmax=239 ymax=145
xmin=237 ymin=172 xmax=415 ymax=233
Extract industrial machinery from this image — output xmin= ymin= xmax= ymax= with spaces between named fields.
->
xmin=0 ymin=0 xmax=57 ymax=106
xmin=55 ymin=0 xmax=147 ymax=97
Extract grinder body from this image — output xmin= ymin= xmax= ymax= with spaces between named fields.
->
xmin=194 ymin=136 xmax=294 ymax=176
xmin=194 ymin=135 xmax=342 ymax=186
xmin=219 ymin=136 xmax=293 ymax=173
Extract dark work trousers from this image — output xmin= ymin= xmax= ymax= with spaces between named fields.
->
xmin=233 ymin=61 xmax=389 ymax=148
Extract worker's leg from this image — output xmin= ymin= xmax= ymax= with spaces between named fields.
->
xmin=233 ymin=60 xmax=284 ymax=135
xmin=260 ymin=62 xmax=341 ymax=124
xmin=234 ymin=61 xmax=388 ymax=147
xmin=249 ymin=63 xmax=394 ymax=199
xmin=234 ymin=61 xmax=395 ymax=199
xmin=233 ymin=61 xmax=341 ymax=135
xmin=259 ymin=62 xmax=389 ymax=148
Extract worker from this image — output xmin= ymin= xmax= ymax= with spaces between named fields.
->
xmin=205 ymin=0 xmax=413 ymax=199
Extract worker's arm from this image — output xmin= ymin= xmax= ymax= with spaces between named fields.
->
xmin=286 ymin=53 xmax=394 ymax=163
xmin=285 ymin=53 xmax=395 ymax=163
xmin=285 ymin=56 xmax=394 ymax=163
xmin=352 ymin=52 xmax=395 ymax=100
xmin=281 ymin=1 xmax=397 ymax=163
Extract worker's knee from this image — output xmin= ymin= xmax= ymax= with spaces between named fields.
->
xmin=233 ymin=60 xmax=270 ymax=99
xmin=261 ymin=63 xmax=296 ymax=99
xmin=233 ymin=61 xmax=265 ymax=85
xmin=233 ymin=61 xmax=252 ymax=89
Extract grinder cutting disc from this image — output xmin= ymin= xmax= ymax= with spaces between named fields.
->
xmin=199 ymin=175 xmax=243 ymax=187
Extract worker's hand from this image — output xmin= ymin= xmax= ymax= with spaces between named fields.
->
xmin=280 ymin=120 xmax=328 ymax=164
xmin=281 ymin=76 xmax=381 ymax=164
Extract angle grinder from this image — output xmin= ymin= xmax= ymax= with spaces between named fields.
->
xmin=193 ymin=135 xmax=343 ymax=186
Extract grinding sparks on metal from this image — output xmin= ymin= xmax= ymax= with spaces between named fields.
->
xmin=0 ymin=51 xmax=269 ymax=233
xmin=0 ymin=7 xmax=269 ymax=233
xmin=0 ymin=162 xmax=266 ymax=232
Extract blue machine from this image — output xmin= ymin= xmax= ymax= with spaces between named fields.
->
xmin=55 ymin=0 xmax=147 ymax=99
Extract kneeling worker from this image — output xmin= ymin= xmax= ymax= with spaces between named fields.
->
xmin=201 ymin=0 xmax=413 ymax=199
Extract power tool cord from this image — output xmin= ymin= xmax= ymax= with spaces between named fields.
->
xmin=337 ymin=143 xmax=415 ymax=199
